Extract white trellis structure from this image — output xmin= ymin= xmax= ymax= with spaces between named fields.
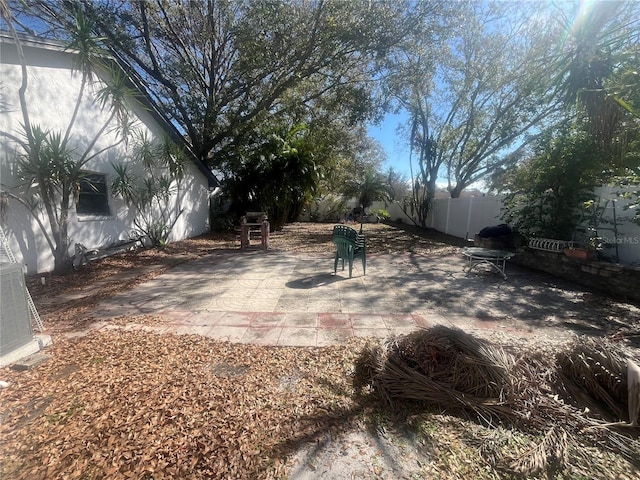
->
xmin=527 ymin=238 xmax=569 ymax=252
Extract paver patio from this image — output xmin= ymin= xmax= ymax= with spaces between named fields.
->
xmin=72 ymin=249 xmax=639 ymax=345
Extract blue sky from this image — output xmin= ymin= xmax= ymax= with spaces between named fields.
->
xmin=370 ymin=111 xmax=487 ymax=191
xmin=367 ymin=112 xmax=410 ymax=177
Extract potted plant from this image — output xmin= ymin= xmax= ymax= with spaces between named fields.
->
xmin=564 ymin=246 xmax=596 ymax=260
xmin=564 ymin=236 xmax=603 ymax=261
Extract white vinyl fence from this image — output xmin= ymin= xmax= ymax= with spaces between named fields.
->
xmin=385 ymin=189 xmax=640 ymax=267
xmin=385 ymin=195 xmax=503 ymax=239
xmin=588 ymin=186 xmax=640 ymax=266
xmin=303 ymin=190 xmax=640 ymax=267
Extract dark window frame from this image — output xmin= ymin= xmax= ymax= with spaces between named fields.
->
xmin=76 ymin=172 xmax=111 ymax=216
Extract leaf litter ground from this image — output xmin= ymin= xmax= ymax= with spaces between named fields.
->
xmin=2 ymin=222 xmax=639 ymax=479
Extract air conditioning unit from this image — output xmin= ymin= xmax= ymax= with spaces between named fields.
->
xmin=0 ymin=262 xmax=34 ymax=356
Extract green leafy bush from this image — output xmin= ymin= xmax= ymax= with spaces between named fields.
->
xmin=369 ymin=208 xmax=390 ymax=221
xmin=499 ymin=129 xmax=608 ymax=240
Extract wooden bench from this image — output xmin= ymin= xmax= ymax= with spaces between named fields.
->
xmin=240 ymin=212 xmax=270 ymax=250
xmin=73 ymin=231 xmax=145 ymax=268
xmin=332 ymin=224 xmax=366 ymax=278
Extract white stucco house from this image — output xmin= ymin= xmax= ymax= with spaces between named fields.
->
xmin=0 ymin=32 xmax=218 ymax=274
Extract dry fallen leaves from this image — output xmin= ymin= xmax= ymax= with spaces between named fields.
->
xmin=4 ymin=222 xmax=639 ymax=479
xmin=1 ymin=329 xmax=367 ymax=479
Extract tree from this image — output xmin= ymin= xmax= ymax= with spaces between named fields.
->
xmin=442 ymin=3 xmax=565 ymax=197
xmin=0 ymin=7 xmax=134 ymax=273
xmin=13 ymin=0 xmax=418 ymax=167
xmin=305 ymin=124 xmax=385 ymax=202
xmin=498 ymin=128 xmax=610 ymax=241
xmin=407 ymin=108 xmax=442 ymax=228
xmin=390 ymin=2 xmax=564 ymax=201
xmin=214 ymin=66 xmax=389 ymax=228
xmin=552 ymin=0 xmax=640 ymax=149
xmin=343 ymin=165 xmax=389 ymax=217
xmin=548 ymin=1 xmax=640 ymax=227
xmin=375 ymin=1 xmax=460 ymax=226
xmin=11 ymin=0 xmax=459 ymax=228
xmin=334 ymin=128 xmax=389 ymax=218
xmin=380 ymin=3 xmax=576 ymax=230
xmin=385 ymin=167 xmax=409 ymax=202
xmin=222 ymin=123 xmax=319 ymax=231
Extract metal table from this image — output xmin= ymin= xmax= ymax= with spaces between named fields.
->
xmin=462 ymin=247 xmax=514 ymax=280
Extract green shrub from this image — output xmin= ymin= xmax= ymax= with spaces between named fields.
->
xmin=369 ymin=208 xmax=390 ymax=221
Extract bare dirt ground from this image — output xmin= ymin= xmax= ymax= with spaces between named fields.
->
xmin=2 ymin=222 xmax=639 ymax=479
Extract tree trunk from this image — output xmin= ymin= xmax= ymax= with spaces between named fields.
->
xmin=449 ymin=184 xmax=463 ymax=198
xmin=52 ymin=216 xmax=72 ymax=275
xmin=53 ymin=244 xmax=72 ymax=274
xmin=418 ymin=175 xmax=437 ymax=228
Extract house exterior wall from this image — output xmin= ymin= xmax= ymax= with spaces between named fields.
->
xmin=1 ymin=39 xmax=210 ymax=274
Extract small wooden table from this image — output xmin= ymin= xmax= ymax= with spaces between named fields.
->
xmin=240 ymin=212 xmax=270 ymax=250
xmin=462 ymin=247 xmax=514 ymax=280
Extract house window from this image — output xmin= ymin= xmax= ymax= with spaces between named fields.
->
xmin=76 ymin=173 xmax=110 ymax=216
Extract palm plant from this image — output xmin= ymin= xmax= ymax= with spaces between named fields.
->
xmin=110 ymin=132 xmax=187 ymax=247
xmin=554 ymin=1 xmax=640 ymax=146
xmin=551 ymin=2 xmax=640 ymax=232
xmin=0 ymin=8 xmax=134 ymax=273
xmin=223 ymin=123 xmax=320 ymax=231
xmin=344 ymin=165 xmax=389 ymax=232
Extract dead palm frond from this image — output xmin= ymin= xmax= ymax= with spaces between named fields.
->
xmin=353 ymin=326 xmax=640 ymax=477
xmin=627 ymin=359 xmax=640 ymax=426
xmin=509 ymin=426 xmax=569 ymax=477
xmin=355 ymin=326 xmax=518 ymax=425
xmin=556 ymin=336 xmax=628 ymax=421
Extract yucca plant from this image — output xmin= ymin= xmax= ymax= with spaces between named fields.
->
xmin=110 ymin=132 xmax=186 ymax=247
xmin=0 ymin=8 xmax=133 ymax=273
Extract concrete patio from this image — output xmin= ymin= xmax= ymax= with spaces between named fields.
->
xmin=68 ymin=248 xmax=639 ymax=346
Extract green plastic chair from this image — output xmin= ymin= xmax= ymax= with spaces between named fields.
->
xmin=332 ymin=225 xmax=366 ymax=278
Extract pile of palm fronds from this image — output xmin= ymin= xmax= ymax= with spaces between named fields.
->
xmin=557 ymin=336 xmax=629 ymax=421
xmin=354 ymin=325 xmax=640 ymax=477
xmin=354 ymin=326 xmax=518 ymax=424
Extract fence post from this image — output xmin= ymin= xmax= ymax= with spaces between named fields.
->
xmin=465 ymin=196 xmax=474 ymax=240
xmin=445 ymin=198 xmax=451 ymax=234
